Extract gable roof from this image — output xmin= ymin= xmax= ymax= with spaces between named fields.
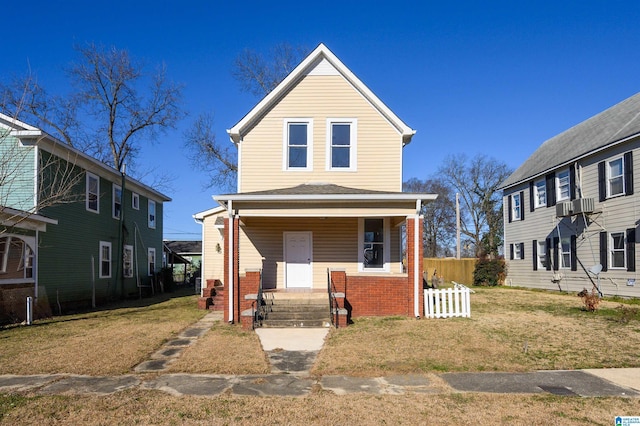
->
xmin=501 ymin=92 xmax=640 ymax=189
xmin=227 ymin=43 xmax=416 ymax=145
xmin=0 ymin=112 xmax=171 ymax=202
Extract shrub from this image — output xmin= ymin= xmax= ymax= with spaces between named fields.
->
xmin=473 ymin=257 xmax=506 ymax=286
xmin=577 ymin=288 xmax=600 ymax=312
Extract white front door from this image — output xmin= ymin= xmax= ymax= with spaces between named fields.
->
xmin=284 ymin=232 xmax=312 ymax=288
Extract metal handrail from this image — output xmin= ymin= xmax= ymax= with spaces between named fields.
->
xmin=327 ymin=268 xmax=339 ymax=328
xmin=252 ymin=269 xmax=266 ymax=330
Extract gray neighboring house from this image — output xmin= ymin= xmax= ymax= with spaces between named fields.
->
xmin=501 ymin=93 xmax=640 ymax=298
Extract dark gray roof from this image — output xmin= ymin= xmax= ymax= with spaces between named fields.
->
xmin=501 ymin=92 xmax=640 ymax=189
xmin=225 ymin=183 xmax=401 ymax=196
xmin=164 ymin=240 xmax=202 ymax=254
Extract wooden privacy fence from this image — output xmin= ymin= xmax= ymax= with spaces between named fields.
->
xmin=424 ymin=258 xmax=476 ymax=285
xmin=424 ymin=285 xmax=471 ymax=319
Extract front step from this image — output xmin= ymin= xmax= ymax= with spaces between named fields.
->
xmin=260 ymin=291 xmax=331 ymax=328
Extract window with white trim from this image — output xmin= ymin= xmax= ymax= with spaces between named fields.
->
xmin=148 ymin=247 xmax=156 ymax=276
xmin=560 ymin=236 xmax=571 ymax=269
xmin=148 ymin=200 xmax=156 ymax=229
xmin=123 ymin=245 xmax=134 ymax=278
xmin=17 ymin=242 xmax=34 ymax=279
xmin=537 ymin=240 xmax=547 ymax=269
xmin=86 ymin=172 xmax=99 ymax=213
xmin=132 ymin=193 xmax=140 ymax=210
xmin=556 ymin=169 xmax=570 ymax=201
xmin=511 ymin=193 xmax=521 ymax=220
xmin=534 ymin=179 xmax=546 ymax=208
xmin=284 ymin=119 xmax=313 ymax=170
xmin=112 ymin=184 xmax=122 ymax=219
xmin=326 ymin=119 xmax=357 ymax=170
xmin=610 ymin=232 xmax=626 ymax=269
xmin=607 ymin=157 xmax=625 ymax=197
xmin=359 ymin=218 xmax=389 ymax=271
xmin=99 ymin=241 xmax=112 ymax=278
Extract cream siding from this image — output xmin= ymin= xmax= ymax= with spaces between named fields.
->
xmin=200 ymin=212 xmax=225 ymax=284
xmin=239 ymin=74 xmax=402 ymax=193
xmin=238 ymin=217 xmax=405 ymax=290
xmin=504 ymin=137 xmax=640 ymax=298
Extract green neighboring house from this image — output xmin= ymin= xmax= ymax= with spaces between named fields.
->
xmin=0 ymin=113 xmax=170 ymax=323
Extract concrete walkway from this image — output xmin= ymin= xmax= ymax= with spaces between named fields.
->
xmin=1 ymin=312 xmax=639 ymax=398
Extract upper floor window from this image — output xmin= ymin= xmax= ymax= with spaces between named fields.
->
xmin=511 ymin=193 xmax=521 ymax=220
xmin=148 ymin=200 xmax=156 ymax=229
xmin=132 ymin=193 xmax=140 ymax=210
xmin=534 ymin=180 xmax=546 ymax=208
xmin=607 ymin=157 xmax=625 ymax=197
xmin=327 ymin=119 xmax=357 ymax=170
xmin=112 ymin=184 xmax=122 ymax=219
xmin=86 ymin=172 xmax=99 ymax=213
xmin=99 ymin=241 xmax=111 ymax=278
xmin=556 ymin=169 xmax=570 ymax=201
xmin=283 ymin=119 xmax=313 ymax=170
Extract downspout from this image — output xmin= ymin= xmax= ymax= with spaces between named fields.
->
xmin=228 ymin=200 xmax=234 ymax=323
xmin=414 ymin=199 xmax=421 ymax=318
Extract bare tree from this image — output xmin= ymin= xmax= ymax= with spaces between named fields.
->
xmin=232 ymin=43 xmax=309 ymax=97
xmin=2 ymin=43 xmax=184 ymax=175
xmin=438 ymin=154 xmax=512 ymax=258
xmin=69 ymin=43 xmax=184 ymax=171
xmin=404 ymin=177 xmax=456 ymax=257
xmin=184 ymin=113 xmax=237 ymax=190
xmin=186 ymin=43 xmax=309 ymax=191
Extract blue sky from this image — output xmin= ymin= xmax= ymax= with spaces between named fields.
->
xmin=4 ymin=1 xmax=640 ymax=240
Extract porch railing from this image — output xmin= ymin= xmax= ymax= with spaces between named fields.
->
xmin=327 ymin=269 xmax=339 ymax=328
xmin=252 ymin=269 xmax=266 ymax=329
xmin=424 ymin=286 xmax=471 ymax=319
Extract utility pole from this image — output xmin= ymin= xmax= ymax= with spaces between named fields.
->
xmin=456 ymin=192 xmax=461 ymax=259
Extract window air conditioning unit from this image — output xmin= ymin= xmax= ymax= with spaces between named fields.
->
xmin=556 ymin=201 xmax=572 ymax=217
xmin=572 ymin=198 xmax=594 ymax=214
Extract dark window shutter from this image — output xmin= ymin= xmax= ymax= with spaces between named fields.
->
xmin=508 ymin=195 xmax=512 ymax=223
xmin=545 ymin=238 xmax=552 ymax=270
xmin=520 ymin=242 xmax=525 ymax=259
xmin=600 ymin=231 xmax=608 ymax=272
xmin=546 ymin=173 xmax=556 ymax=207
xmin=553 ymin=237 xmax=559 ymax=271
xmin=570 ymin=235 xmax=577 ymax=271
xmin=532 ymin=240 xmax=538 ymax=270
xmin=569 ymin=166 xmax=576 ymax=200
xmin=624 ymin=151 xmax=634 ymax=196
xmin=529 ymin=182 xmax=535 ymax=212
xmin=598 ymin=161 xmax=606 ymax=202
xmin=509 ymin=244 xmax=514 ymax=260
xmin=520 ymin=191 xmax=525 ymax=220
xmin=627 ymin=228 xmax=636 ymax=272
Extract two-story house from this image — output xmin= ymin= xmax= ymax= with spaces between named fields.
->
xmin=196 ymin=44 xmax=434 ymax=328
xmin=501 ymin=93 xmax=640 ymax=298
xmin=0 ymin=113 xmax=170 ymax=323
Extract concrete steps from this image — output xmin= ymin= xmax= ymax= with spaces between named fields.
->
xmin=260 ymin=291 xmax=331 ymax=328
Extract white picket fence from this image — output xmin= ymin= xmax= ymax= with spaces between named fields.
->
xmin=424 ymin=286 xmax=471 ymax=319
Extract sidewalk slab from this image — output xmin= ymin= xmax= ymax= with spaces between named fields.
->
xmin=256 ymin=328 xmax=329 ymax=351
xmin=583 ymin=368 xmax=640 ymax=393
xmin=0 ymin=375 xmax=62 ymax=392
xmin=38 ymin=375 xmax=139 ymax=395
xmin=142 ymin=374 xmax=231 ymax=396
xmin=442 ymin=370 xmax=640 ymax=397
xmin=232 ymin=375 xmax=314 ymax=397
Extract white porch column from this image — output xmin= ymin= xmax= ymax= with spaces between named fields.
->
xmin=227 ymin=200 xmax=234 ymax=323
xmin=414 ymin=199 xmax=421 ymax=318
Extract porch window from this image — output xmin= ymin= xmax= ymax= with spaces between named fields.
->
xmin=327 ymin=119 xmax=357 ymax=170
xmin=17 ymin=242 xmax=34 ymax=279
xmin=86 ymin=172 xmax=99 ymax=213
xmin=0 ymin=237 xmax=8 ymax=273
xmin=99 ymin=241 xmax=111 ymax=278
xmin=123 ymin=245 xmax=133 ymax=278
xmin=359 ymin=218 xmax=389 ymax=271
xmin=113 ymin=184 xmax=122 ymax=219
xmin=284 ymin=119 xmax=313 ymax=170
